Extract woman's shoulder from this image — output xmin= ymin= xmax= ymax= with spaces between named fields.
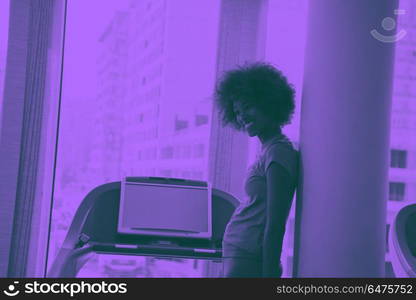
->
xmin=262 ymin=135 xmax=299 ymax=179
xmin=263 ymin=135 xmax=298 ymax=157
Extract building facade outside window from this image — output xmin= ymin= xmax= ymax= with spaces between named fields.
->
xmin=391 ymin=149 xmax=407 ymax=168
xmin=389 ymin=182 xmax=406 ymax=201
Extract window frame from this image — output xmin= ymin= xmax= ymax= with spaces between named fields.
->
xmin=0 ymin=0 xmax=67 ymax=277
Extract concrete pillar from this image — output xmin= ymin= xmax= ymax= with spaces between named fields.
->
xmin=293 ymin=0 xmax=398 ymax=277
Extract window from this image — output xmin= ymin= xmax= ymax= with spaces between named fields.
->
xmin=386 ymin=224 xmax=390 ymax=253
xmin=391 ymin=149 xmax=407 ymax=168
xmin=389 ymin=182 xmax=406 ymax=201
xmin=174 ymin=116 xmax=188 ymax=131
xmin=44 ymin=0 xmax=306 ymax=279
xmin=160 ymin=146 xmax=173 ymax=159
xmin=0 ymin=0 xmax=67 ymax=277
xmin=195 ymin=114 xmax=208 ymax=126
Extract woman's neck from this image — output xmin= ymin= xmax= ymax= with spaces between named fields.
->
xmin=258 ymin=126 xmax=282 ymax=145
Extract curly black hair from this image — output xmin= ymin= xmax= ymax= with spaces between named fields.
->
xmin=214 ymin=62 xmax=295 ymax=130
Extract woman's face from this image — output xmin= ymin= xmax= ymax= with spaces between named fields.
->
xmin=233 ymin=101 xmax=272 ymax=137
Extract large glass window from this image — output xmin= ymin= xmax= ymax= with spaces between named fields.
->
xmin=389 ymin=182 xmax=406 ymax=202
xmin=391 ymin=149 xmax=407 ymax=168
xmin=47 ymin=0 xmax=220 ymax=277
xmin=43 ymin=0 xmax=416 ymax=278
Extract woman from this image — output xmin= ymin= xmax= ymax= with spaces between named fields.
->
xmin=215 ymin=62 xmax=298 ymax=278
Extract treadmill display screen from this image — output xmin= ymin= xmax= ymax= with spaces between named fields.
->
xmin=118 ymin=181 xmax=212 ymax=239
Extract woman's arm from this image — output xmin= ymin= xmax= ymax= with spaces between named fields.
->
xmin=263 ymin=162 xmax=294 ymax=277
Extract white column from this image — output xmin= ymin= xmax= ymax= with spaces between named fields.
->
xmin=293 ymin=0 xmax=398 ymax=277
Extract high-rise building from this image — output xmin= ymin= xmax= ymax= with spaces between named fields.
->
xmin=92 ymin=11 xmax=129 ymax=183
xmin=91 ymin=1 xmax=217 ymax=182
